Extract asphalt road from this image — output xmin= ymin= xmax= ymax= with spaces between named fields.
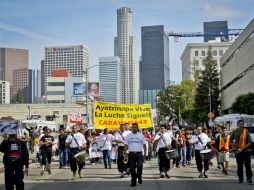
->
xmin=0 ymin=156 xmax=253 ymax=190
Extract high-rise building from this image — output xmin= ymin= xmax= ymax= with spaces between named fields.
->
xmin=114 ymin=7 xmax=139 ymax=104
xmin=203 ymin=21 xmax=228 ymax=42
xmin=99 ymin=57 xmax=121 ymax=103
xmin=41 ymin=60 xmax=45 ymax=97
xmin=28 ymin=69 xmax=41 ymax=103
xmin=0 ymin=80 xmax=10 ymax=104
xmin=43 ymin=45 xmax=89 ymax=96
xmin=181 ymin=41 xmax=232 ymax=81
xmin=140 ymin=25 xmax=170 ymax=90
xmin=139 ymin=25 xmax=170 ymax=109
xmin=220 ymin=18 xmax=254 ymax=113
xmin=0 ymin=48 xmax=29 ymax=103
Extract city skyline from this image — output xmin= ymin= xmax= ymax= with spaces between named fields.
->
xmin=0 ymin=0 xmax=253 ymax=83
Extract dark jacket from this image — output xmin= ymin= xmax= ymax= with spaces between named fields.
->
xmin=0 ymin=139 xmax=29 ymax=167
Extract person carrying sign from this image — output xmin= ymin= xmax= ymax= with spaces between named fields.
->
xmin=0 ymin=133 xmax=29 ymax=190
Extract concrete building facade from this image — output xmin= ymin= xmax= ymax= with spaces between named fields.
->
xmin=0 ymin=48 xmax=29 ymax=103
xmin=181 ymin=41 xmax=232 ymax=81
xmin=99 ymin=56 xmax=120 ymax=103
xmin=46 ymin=76 xmax=85 ymax=103
xmin=43 ymin=45 xmax=89 ymax=96
xmin=220 ymin=19 xmax=254 ymax=112
xmin=114 ymin=7 xmax=139 ymax=104
xmin=0 ymin=103 xmax=93 ymax=125
xmin=0 ymin=80 xmax=10 ymax=104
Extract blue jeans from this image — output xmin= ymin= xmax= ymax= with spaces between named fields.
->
xmin=186 ymin=146 xmax=193 ymax=162
xmin=102 ymin=149 xmax=112 ymax=168
xmin=59 ymin=148 xmax=68 ymax=167
xmin=181 ymin=146 xmax=187 ymax=165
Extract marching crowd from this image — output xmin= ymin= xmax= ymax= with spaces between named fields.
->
xmin=0 ymin=120 xmax=253 ymax=189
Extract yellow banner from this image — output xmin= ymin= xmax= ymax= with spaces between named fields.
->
xmin=94 ymin=101 xmax=153 ymax=129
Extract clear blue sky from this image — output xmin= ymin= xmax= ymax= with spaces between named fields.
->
xmin=0 ymin=0 xmax=253 ymax=83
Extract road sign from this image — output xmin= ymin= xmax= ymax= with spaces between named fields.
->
xmin=208 ymin=112 xmax=214 ymax=119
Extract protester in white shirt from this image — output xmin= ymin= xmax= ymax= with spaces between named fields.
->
xmin=189 ymin=126 xmax=211 ymax=178
xmin=65 ymin=125 xmax=87 ymax=180
xmin=124 ymin=123 xmax=147 ymax=187
xmin=154 ymin=125 xmax=172 ymax=178
xmin=100 ymin=128 xmax=115 ymax=169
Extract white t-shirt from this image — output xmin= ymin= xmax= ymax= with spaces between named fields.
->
xmin=65 ymin=132 xmax=87 ymax=148
xmin=166 ymin=130 xmax=174 ymax=138
xmin=100 ymin=134 xmax=115 ymax=150
xmin=154 ymin=132 xmax=172 ymax=152
xmin=122 ymin=130 xmax=131 ymax=140
xmin=125 ymin=132 xmax=146 ymax=152
xmin=190 ymin=133 xmax=210 ymax=151
xmin=114 ymin=131 xmax=124 ymax=147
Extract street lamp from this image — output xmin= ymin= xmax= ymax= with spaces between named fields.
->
xmin=84 ymin=65 xmax=99 ymax=125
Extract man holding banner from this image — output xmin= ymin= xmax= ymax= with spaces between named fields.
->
xmin=124 ymin=123 xmax=147 ymax=187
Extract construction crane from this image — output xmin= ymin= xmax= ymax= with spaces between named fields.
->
xmin=168 ymin=29 xmax=244 ymax=42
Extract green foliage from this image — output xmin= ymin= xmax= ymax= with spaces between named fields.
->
xmin=194 ymin=45 xmax=220 ymax=123
xmin=16 ymin=89 xmax=24 ymax=103
xmin=156 ymin=80 xmax=196 ymax=124
xmin=232 ymin=93 xmax=254 ymax=114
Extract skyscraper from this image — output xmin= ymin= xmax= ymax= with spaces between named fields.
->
xmin=139 ymin=25 xmax=170 ymax=108
xmin=28 ymin=69 xmax=41 ymax=103
xmin=0 ymin=48 xmax=29 ymax=103
xmin=203 ymin=21 xmax=228 ymax=42
xmin=43 ymin=45 xmax=89 ymax=96
xmin=114 ymin=7 xmax=139 ymax=104
xmin=140 ymin=25 xmax=170 ymax=90
xmin=99 ymin=57 xmax=121 ymax=103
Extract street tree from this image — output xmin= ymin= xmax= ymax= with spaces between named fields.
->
xmin=232 ymin=92 xmax=254 ymax=114
xmin=194 ymin=45 xmax=220 ymax=123
xmin=16 ymin=89 xmax=24 ymax=103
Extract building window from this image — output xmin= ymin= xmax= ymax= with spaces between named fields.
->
xmin=194 ymin=51 xmax=199 ymax=56
xmin=48 ymin=82 xmax=65 ymax=86
xmin=202 ymin=51 xmax=205 ymax=56
xmin=213 ymin=50 xmax=217 ymax=56
xmin=219 ymin=50 xmax=223 ymax=56
xmin=47 ymin=91 xmax=65 ymax=95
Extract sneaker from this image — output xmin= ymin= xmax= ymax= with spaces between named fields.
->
xmin=204 ymin=174 xmax=208 ymax=178
xmin=224 ymin=171 xmax=228 ymax=175
xmin=238 ymin=178 xmax=244 ymax=183
xmin=199 ymin=172 xmax=203 ymax=178
xmin=130 ymin=183 xmax=136 ymax=187
xmin=138 ymin=178 xmax=142 ymax=184
xmin=217 ymin=165 xmax=222 ymax=169
xmin=40 ymin=170 xmax=44 ymax=176
xmin=165 ymin=174 xmax=170 ymax=179
xmin=120 ymin=173 xmax=124 ymax=178
xmin=48 ymin=170 xmax=52 ymax=175
xmin=72 ymin=173 xmax=77 ymax=180
xmin=247 ymin=180 xmax=253 ymax=185
xmin=160 ymin=172 xmax=165 ymax=178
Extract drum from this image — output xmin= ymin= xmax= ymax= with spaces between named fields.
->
xmin=200 ymin=149 xmax=214 ymax=161
xmin=165 ymin=149 xmax=178 ymax=160
xmin=74 ymin=151 xmax=88 ymax=163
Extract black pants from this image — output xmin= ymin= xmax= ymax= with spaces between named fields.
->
xmin=5 ymin=161 xmax=24 ymax=190
xmin=129 ymin=152 xmax=143 ymax=184
xmin=69 ymin=148 xmax=85 ymax=173
xmin=195 ymin=150 xmax=209 ymax=172
xmin=117 ymin=146 xmax=126 ymax=173
xmin=41 ymin=149 xmax=52 ymax=165
xmin=158 ymin=148 xmax=170 ymax=173
xmin=173 ymin=145 xmax=181 ymax=167
xmin=235 ymin=152 xmax=253 ymax=180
